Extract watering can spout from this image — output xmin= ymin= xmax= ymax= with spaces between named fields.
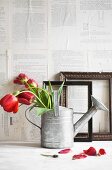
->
xmin=91 ymin=96 xmax=108 ymax=111
xmin=73 ymin=96 xmax=108 ymax=137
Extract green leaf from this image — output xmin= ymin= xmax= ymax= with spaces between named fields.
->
xmin=35 ymin=97 xmax=45 ymax=108
xmin=58 ymin=82 xmax=64 ymax=100
xmin=35 ymin=107 xmax=51 ymax=116
xmin=50 ymin=91 xmax=54 ymax=109
xmin=49 ymin=81 xmax=54 ymax=109
xmin=42 ymin=83 xmax=46 ymax=90
xmin=48 ymin=81 xmax=53 ymax=93
xmin=39 ymin=89 xmax=49 ymax=107
xmin=35 ymin=89 xmax=48 ymax=108
xmin=47 ymin=95 xmax=52 ymax=109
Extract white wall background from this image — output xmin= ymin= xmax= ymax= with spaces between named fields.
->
xmin=0 ymin=0 xmax=112 ymax=141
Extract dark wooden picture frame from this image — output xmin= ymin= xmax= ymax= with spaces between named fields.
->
xmin=43 ymin=80 xmax=92 ymax=142
xmin=60 ymin=72 xmax=112 ymax=141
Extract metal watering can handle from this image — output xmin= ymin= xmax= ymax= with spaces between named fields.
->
xmin=25 ymin=107 xmax=41 ymax=130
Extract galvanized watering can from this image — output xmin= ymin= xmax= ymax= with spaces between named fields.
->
xmin=26 ymin=91 xmax=108 ymax=149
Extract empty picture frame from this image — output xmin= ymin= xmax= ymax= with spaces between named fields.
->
xmin=60 ymin=71 xmax=112 ymax=141
xmin=43 ymin=81 xmax=92 ymax=142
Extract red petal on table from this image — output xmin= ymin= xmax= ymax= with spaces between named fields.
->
xmin=83 ymin=147 xmax=97 ymax=156
xmin=98 ymin=148 xmax=106 ymax=156
xmin=58 ymin=148 xmax=72 ymax=154
xmin=72 ymin=154 xmax=87 ymax=160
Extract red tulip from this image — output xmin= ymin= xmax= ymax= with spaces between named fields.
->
xmin=83 ymin=147 xmax=97 ymax=156
xmin=0 ymin=94 xmax=19 ymax=113
xmin=17 ymin=92 xmax=35 ymax=105
xmin=72 ymin=154 xmax=87 ymax=160
xmin=58 ymin=148 xmax=72 ymax=154
xmin=98 ymin=148 xmax=106 ymax=156
xmin=14 ymin=73 xmax=29 ymax=85
xmin=25 ymin=79 xmax=38 ymax=89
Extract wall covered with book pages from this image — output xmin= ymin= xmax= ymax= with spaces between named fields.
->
xmin=0 ymin=0 xmax=112 ymax=141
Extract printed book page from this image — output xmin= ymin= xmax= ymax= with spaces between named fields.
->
xmin=11 ymin=0 xmax=48 ymax=49
xmin=0 ymin=0 xmax=9 ymax=49
xmin=12 ymin=50 xmax=48 ymax=86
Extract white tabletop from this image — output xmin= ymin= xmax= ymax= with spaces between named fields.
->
xmin=0 ymin=141 xmax=111 ymax=170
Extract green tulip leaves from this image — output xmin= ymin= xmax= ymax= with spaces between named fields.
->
xmin=30 ymin=81 xmax=64 ymax=116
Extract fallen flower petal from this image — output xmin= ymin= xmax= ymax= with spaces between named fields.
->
xmin=98 ymin=148 xmax=106 ymax=156
xmin=72 ymin=154 xmax=87 ymax=160
xmin=83 ymin=147 xmax=97 ymax=156
xmin=58 ymin=148 xmax=72 ymax=154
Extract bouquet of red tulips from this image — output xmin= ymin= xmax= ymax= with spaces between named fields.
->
xmin=0 ymin=73 xmax=64 ymax=115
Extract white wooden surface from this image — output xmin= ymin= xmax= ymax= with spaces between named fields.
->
xmin=0 ymin=141 xmax=112 ymax=170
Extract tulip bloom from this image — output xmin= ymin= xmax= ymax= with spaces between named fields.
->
xmin=14 ymin=73 xmax=29 ymax=85
xmin=0 ymin=94 xmax=19 ymax=113
xmin=25 ymin=79 xmax=38 ymax=89
xmin=17 ymin=92 xmax=35 ymax=105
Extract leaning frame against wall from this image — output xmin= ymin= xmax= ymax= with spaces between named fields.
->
xmin=60 ymin=71 xmax=112 ymax=141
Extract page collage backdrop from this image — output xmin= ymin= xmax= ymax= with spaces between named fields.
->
xmin=0 ymin=0 xmax=112 ymax=141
